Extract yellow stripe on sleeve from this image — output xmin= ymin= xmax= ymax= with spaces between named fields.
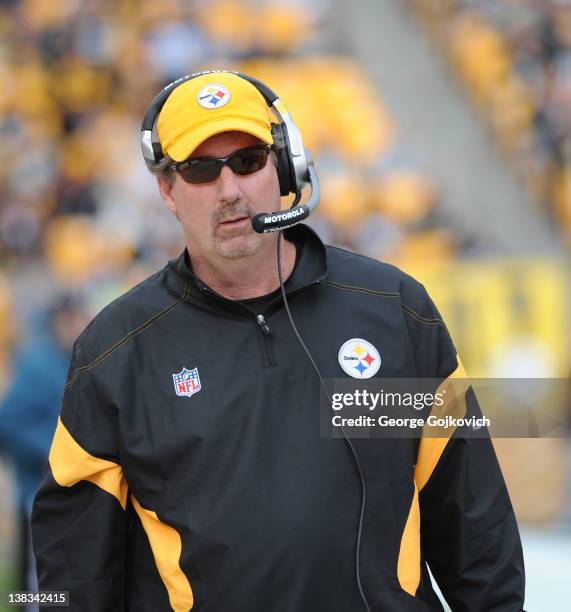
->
xmin=415 ymin=357 xmax=469 ymax=492
xmin=49 ymin=417 xmax=128 ymax=510
xmin=131 ymin=495 xmax=194 ymax=612
xmin=397 ymin=481 xmax=421 ymax=596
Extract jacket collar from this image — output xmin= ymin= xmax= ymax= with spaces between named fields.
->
xmin=166 ymin=223 xmax=328 ymax=318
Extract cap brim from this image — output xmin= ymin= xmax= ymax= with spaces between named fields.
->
xmin=167 ymin=119 xmax=273 ymax=162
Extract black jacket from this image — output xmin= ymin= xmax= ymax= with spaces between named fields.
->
xmin=32 ymin=224 xmax=525 ymax=611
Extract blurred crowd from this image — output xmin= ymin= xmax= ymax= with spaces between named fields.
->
xmin=409 ymin=0 xmax=571 ymax=246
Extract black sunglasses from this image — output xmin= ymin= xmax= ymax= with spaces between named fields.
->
xmin=173 ymin=144 xmax=272 ymax=184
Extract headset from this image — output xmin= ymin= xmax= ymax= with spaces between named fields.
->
xmin=140 ymin=69 xmax=320 ymax=233
xmin=141 ymin=70 xmax=371 ymax=612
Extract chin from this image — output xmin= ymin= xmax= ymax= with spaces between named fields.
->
xmin=216 ymin=234 xmax=262 ymax=259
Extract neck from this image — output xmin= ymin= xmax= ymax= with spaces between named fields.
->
xmin=189 ymin=236 xmax=297 ymax=300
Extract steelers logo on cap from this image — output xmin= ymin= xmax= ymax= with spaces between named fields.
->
xmin=338 ymin=338 xmax=381 ymax=379
xmin=197 ymin=83 xmax=231 ymax=109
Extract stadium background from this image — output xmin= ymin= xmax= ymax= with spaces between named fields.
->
xmin=0 ymin=0 xmax=570 ymax=609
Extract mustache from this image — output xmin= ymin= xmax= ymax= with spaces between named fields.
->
xmin=212 ymin=202 xmax=254 ymax=225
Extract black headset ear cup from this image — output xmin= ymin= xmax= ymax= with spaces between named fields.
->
xmin=152 ymin=140 xmax=164 ymax=163
xmin=271 ymin=123 xmax=296 ymax=196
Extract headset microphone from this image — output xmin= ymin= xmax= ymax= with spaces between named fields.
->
xmin=252 ymin=155 xmax=320 ymax=233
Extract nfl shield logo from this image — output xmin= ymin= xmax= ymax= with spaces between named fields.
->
xmin=172 ymin=367 xmax=201 ymax=398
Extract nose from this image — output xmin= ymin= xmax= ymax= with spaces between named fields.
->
xmin=216 ymin=164 xmax=242 ymax=204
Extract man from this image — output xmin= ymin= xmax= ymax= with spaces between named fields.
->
xmin=32 ymin=71 xmax=525 ymax=611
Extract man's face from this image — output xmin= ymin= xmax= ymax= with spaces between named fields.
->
xmin=158 ymin=131 xmax=281 ymax=262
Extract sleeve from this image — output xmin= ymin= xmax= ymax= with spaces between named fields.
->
xmin=407 ymin=286 xmax=525 ymax=612
xmin=31 ymin=340 xmax=130 ymax=611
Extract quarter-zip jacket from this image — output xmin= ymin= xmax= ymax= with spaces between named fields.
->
xmin=32 ymin=225 xmax=525 ymax=612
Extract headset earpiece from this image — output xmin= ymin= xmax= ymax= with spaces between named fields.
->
xmin=271 ymin=123 xmax=297 ymax=196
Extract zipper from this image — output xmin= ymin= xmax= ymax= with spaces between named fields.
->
xmin=197 ymin=279 xmax=322 ymax=367
xmin=251 ymin=280 xmax=322 ymax=366
xmin=256 ymin=314 xmax=271 ymax=335
xmin=256 ymin=314 xmax=274 ymax=367
xmin=198 ymin=284 xmax=275 ymax=365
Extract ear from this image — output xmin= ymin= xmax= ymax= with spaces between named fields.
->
xmin=157 ymin=176 xmax=178 ymax=216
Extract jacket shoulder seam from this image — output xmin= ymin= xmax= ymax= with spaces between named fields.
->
xmin=321 ymin=279 xmax=400 ymax=298
xmin=65 ymin=281 xmax=190 ymax=389
xmin=402 ymin=303 xmax=444 ymax=327
xmin=322 ymin=280 xmax=445 ymax=327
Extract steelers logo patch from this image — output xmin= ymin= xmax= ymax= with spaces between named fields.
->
xmin=338 ymin=338 xmax=381 ymax=379
xmin=197 ymin=83 xmax=231 ymax=109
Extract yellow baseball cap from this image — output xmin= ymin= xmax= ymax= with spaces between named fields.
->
xmin=157 ymin=72 xmax=274 ymax=162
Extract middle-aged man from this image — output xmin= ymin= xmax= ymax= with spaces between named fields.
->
xmin=32 ymin=71 xmax=525 ymax=611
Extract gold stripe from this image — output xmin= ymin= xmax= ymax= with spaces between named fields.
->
xmin=397 ymin=481 xmax=421 ymax=596
xmin=321 ymin=279 xmax=401 ymax=299
xmin=401 ymin=303 xmax=445 ymax=326
xmin=415 ymin=357 xmax=469 ymax=492
xmin=321 ymin=281 xmax=445 ymax=325
xmin=132 ymin=496 xmax=194 ymax=612
xmin=49 ymin=417 xmax=127 ymax=510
